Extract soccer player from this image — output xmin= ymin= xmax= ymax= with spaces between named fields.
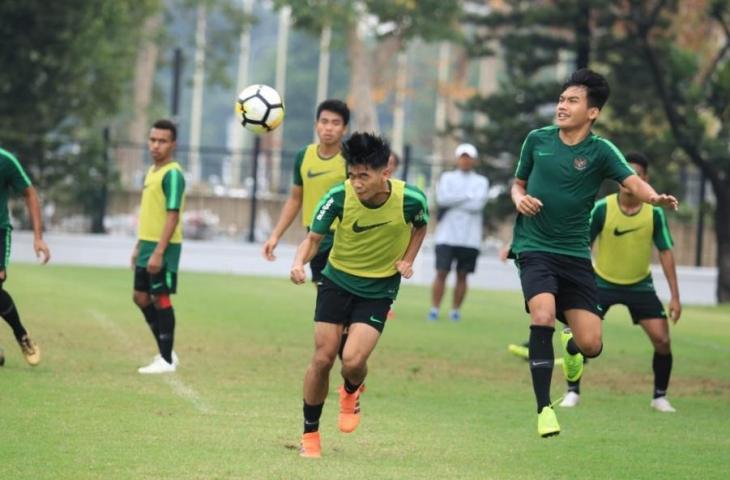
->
xmin=132 ymin=119 xmax=185 ymax=374
xmin=559 ymin=152 xmax=681 ymax=412
xmin=0 ymin=147 xmax=50 ymax=367
xmin=262 ymin=99 xmax=349 ymax=285
xmin=510 ymin=69 xmax=678 ymax=437
xmin=290 ymin=132 xmax=428 ymax=458
xmin=428 ymin=143 xmax=489 ymax=322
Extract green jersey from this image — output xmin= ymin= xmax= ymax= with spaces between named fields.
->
xmin=0 ymin=148 xmax=33 ymax=228
xmin=310 ymin=180 xmax=429 ymax=299
xmin=512 ymin=126 xmax=635 ymax=259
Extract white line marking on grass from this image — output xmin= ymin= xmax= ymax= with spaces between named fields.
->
xmin=87 ymin=308 xmax=216 ymax=415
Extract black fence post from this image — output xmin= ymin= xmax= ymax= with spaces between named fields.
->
xmin=171 ymin=48 xmax=183 ymax=119
xmin=695 ymin=171 xmax=706 ymax=267
xmin=92 ymin=127 xmax=111 ymax=233
xmin=402 ymin=144 xmax=411 ymax=183
xmin=248 ymin=136 xmax=261 ymax=243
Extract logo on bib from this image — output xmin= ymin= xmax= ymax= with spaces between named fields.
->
xmin=352 ymin=220 xmax=391 ymax=233
xmin=573 ymin=157 xmax=588 ymax=171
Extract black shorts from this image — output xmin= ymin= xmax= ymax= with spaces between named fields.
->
xmin=314 ymin=277 xmax=392 ymax=333
xmin=598 ymin=287 xmax=667 ymax=324
xmin=134 ymin=266 xmax=178 ymax=295
xmin=516 ymin=251 xmax=601 ymax=322
xmin=310 ymin=247 xmax=331 ymax=284
xmin=435 ymin=244 xmax=479 ymax=274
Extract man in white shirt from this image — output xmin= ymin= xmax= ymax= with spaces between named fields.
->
xmin=429 ymin=143 xmax=489 ymax=321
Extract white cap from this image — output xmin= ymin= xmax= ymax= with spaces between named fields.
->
xmin=455 ymin=143 xmax=478 ymax=159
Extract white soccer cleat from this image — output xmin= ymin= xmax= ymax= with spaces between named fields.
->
xmin=650 ymin=396 xmax=676 ymax=413
xmin=559 ymin=391 xmax=580 ymax=408
xmin=138 ymin=356 xmax=176 ymax=374
xmin=153 ymin=351 xmax=179 ymax=367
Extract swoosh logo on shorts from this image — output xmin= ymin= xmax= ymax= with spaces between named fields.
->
xmin=151 ymin=282 xmax=164 ymax=289
xmin=307 ymin=168 xmax=331 ymax=178
xmin=613 ymin=226 xmax=642 ymax=236
xmin=369 ymin=316 xmax=384 ymax=325
xmin=352 ymin=220 xmax=391 ymax=233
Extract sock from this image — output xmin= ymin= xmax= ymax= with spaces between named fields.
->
xmin=567 ymin=380 xmax=581 ymax=394
xmin=344 ymin=378 xmax=361 ymax=394
xmin=566 ymin=337 xmax=581 ymax=355
xmin=0 ymin=289 xmax=27 ymax=342
xmin=303 ymin=401 xmax=324 ymax=433
xmin=529 ymin=325 xmax=555 ymax=413
xmin=653 ymin=352 xmax=673 ymax=398
xmin=140 ymin=304 xmax=161 ymax=350
xmin=156 ymin=307 xmax=175 ymax=364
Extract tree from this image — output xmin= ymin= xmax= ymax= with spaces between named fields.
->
xmin=0 ymin=0 xmax=160 ymax=231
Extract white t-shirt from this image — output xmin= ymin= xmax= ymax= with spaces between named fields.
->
xmin=434 ymin=169 xmax=489 ymax=249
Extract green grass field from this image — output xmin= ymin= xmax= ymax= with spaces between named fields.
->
xmin=1 ymin=264 xmax=728 ymax=479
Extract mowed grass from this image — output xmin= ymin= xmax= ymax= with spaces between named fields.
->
xmin=0 ymin=264 xmax=728 ymax=479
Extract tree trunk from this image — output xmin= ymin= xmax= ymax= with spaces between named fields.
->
xmin=347 ymin=26 xmax=379 ymax=132
xmin=714 ymin=187 xmax=730 ymax=302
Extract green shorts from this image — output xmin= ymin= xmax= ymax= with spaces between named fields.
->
xmin=134 ymin=267 xmax=178 ymax=294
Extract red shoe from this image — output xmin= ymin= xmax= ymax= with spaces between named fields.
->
xmin=299 ymin=431 xmax=321 ymax=458
xmin=338 ymin=385 xmax=364 ymax=433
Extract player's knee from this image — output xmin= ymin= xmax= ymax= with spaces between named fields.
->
xmin=530 ymin=310 xmax=555 ymax=326
xmin=581 ymin=340 xmax=603 ymax=358
xmin=311 ymin=349 xmax=337 ymax=372
xmin=653 ymin=335 xmax=671 ymax=354
xmin=341 ymin=350 xmax=366 ymax=372
xmin=133 ymin=291 xmax=150 ymax=307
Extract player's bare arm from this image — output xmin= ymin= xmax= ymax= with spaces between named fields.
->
xmin=290 ymin=231 xmax=324 ymax=284
xmin=396 ymin=224 xmax=427 ymax=279
xmin=23 ymin=186 xmax=50 ymax=264
xmin=148 ymin=210 xmax=179 ymax=274
xmin=131 ymin=241 xmax=140 ymax=269
xmin=658 ymin=249 xmax=682 ymax=323
xmin=263 ymin=185 xmax=303 ymax=261
xmin=622 ymin=175 xmax=679 ymax=210
xmin=511 ymin=178 xmax=543 ymax=216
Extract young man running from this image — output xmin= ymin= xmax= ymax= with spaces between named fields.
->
xmin=559 ymin=152 xmax=681 ymax=412
xmin=510 ymin=69 xmax=678 ymax=437
xmin=0 ymin=147 xmax=50 ymax=367
xmin=132 ymin=119 xmax=185 ymax=374
xmin=290 ymin=132 xmax=428 ymax=458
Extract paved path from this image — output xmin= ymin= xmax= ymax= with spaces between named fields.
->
xmin=10 ymin=232 xmax=719 ymax=305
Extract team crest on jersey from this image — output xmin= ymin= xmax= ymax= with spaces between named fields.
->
xmin=573 ymin=157 xmax=588 ymax=171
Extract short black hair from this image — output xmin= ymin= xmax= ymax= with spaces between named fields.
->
xmin=152 ymin=119 xmax=177 ymax=141
xmin=625 ymin=151 xmax=649 ymax=172
xmin=342 ymin=132 xmax=390 ymax=170
xmin=316 ymin=99 xmax=350 ymax=125
xmin=561 ymin=68 xmax=610 ymax=110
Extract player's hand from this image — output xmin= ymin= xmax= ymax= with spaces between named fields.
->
xmin=668 ymin=297 xmax=682 ymax=324
xmin=34 ymin=238 xmax=50 ymax=265
xmin=290 ymin=264 xmax=307 ymax=284
xmin=396 ymin=260 xmax=414 ymax=279
xmin=262 ymin=236 xmax=279 ymax=261
xmin=131 ymin=251 xmax=138 ymax=270
xmin=499 ymin=245 xmax=510 ymax=263
xmin=147 ymin=251 xmax=163 ymax=274
xmin=649 ymin=194 xmax=679 ymax=211
xmin=516 ymin=194 xmax=543 ymax=216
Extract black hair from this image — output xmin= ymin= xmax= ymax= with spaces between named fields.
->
xmin=625 ymin=151 xmax=649 ymax=172
xmin=316 ymin=99 xmax=350 ymax=125
xmin=561 ymin=68 xmax=610 ymax=110
xmin=342 ymin=132 xmax=390 ymax=170
xmin=152 ymin=119 xmax=177 ymax=141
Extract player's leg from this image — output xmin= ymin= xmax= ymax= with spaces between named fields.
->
xmin=451 ymin=247 xmax=478 ymax=321
xmin=631 ymin=290 xmax=675 ymax=411
xmin=516 ymin=252 xmax=561 ymax=437
xmin=337 ymin=296 xmax=389 ymax=433
xmin=429 ymin=245 xmax=453 ymax=320
xmin=133 ymin=267 xmax=160 ymax=351
xmin=137 ymin=269 xmax=177 ymax=373
xmin=0 ymin=269 xmax=40 ymax=366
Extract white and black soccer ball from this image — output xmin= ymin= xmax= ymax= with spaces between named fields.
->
xmin=235 ymin=84 xmax=285 ymax=134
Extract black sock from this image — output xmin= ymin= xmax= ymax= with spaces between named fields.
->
xmin=567 ymin=380 xmax=581 ymax=394
xmin=0 ymin=289 xmax=27 ymax=342
xmin=156 ymin=307 xmax=175 ymax=364
xmin=303 ymin=401 xmax=324 ymax=433
xmin=140 ymin=304 xmax=161 ymax=350
xmin=344 ymin=378 xmax=361 ymax=394
xmin=566 ymin=337 xmax=581 ymax=355
xmin=529 ymin=325 xmax=555 ymax=413
xmin=338 ymin=332 xmax=348 ymax=360
xmin=653 ymin=352 xmax=673 ymax=398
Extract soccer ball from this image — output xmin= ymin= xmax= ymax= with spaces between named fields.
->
xmin=235 ymin=84 xmax=285 ymax=134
